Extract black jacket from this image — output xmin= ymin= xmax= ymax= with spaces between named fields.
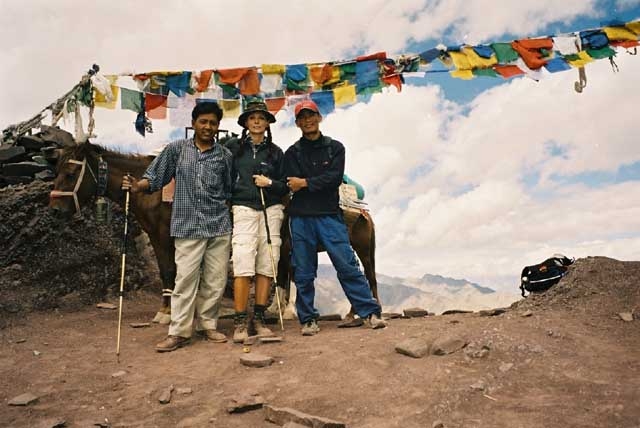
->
xmin=224 ymin=137 xmax=287 ymax=210
xmin=283 ymin=134 xmax=345 ymax=216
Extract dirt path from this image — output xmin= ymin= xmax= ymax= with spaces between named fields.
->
xmin=1 ymin=283 xmax=638 ymax=428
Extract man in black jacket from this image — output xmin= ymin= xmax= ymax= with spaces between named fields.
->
xmin=284 ymin=100 xmax=386 ymax=336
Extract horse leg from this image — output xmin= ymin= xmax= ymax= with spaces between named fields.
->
xmin=148 ymin=235 xmax=175 ymax=325
xmin=267 ymin=232 xmax=298 ymax=320
xmin=152 ymin=268 xmax=174 ymax=325
xmin=338 ymin=213 xmax=377 ymax=327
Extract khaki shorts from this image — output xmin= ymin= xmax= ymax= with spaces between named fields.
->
xmin=232 ymin=204 xmax=285 ymax=277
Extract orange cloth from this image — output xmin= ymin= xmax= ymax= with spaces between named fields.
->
xmin=238 ymin=67 xmax=260 ymax=95
xmin=145 ymin=93 xmax=167 ymax=119
xmin=494 ymin=65 xmax=524 ymax=78
xmin=265 ymin=97 xmax=286 ymax=114
xmin=382 ymin=74 xmax=402 ymax=92
xmin=356 ymin=52 xmax=387 ymax=61
xmin=216 ymin=68 xmax=251 ymax=85
xmin=512 ymin=38 xmax=553 ymax=69
xmin=195 ymin=70 xmax=214 ymax=92
xmin=310 ymin=64 xmax=337 ymax=85
xmin=611 ymin=40 xmax=640 ymax=48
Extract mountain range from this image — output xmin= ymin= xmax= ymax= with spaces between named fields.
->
xmin=313 ymin=264 xmax=520 ymax=316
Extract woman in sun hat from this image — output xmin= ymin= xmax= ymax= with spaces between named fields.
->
xmin=224 ymin=100 xmax=287 ymax=343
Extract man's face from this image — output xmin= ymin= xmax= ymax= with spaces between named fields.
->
xmin=295 ymin=110 xmax=321 ymax=134
xmin=192 ymin=113 xmax=220 ymax=143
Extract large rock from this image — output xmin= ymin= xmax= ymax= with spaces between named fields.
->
xmin=403 ymin=307 xmax=429 ymax=317
xmin=395 ymin=338 xmax=431 ymax=358
xmin=240 ymin=353 xmax=273 ymax=368
xmin=0 ymin=145 xmax=26 ymax=163
xmin=226 ymin=393 xmax=265 ymax=413
xmin=3 ymin=161 xmax=48 ymax=177
xmin=264 ymin=405 xmax=346 ymax=428
xmin=8 ymin=392 xmax=39 ymax=406
xmin=18 ymin=125 xmax=75 ymax=150
xmin=431 ymin=336 xmax=468 ymax=355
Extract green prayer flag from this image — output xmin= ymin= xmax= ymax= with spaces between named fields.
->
xmin=491 ymin=43 xmax=519 ymax=63
xmin=285 ymin=77 xmax=308 ymax=91
xmin=219 ymin=84 xmax=239 ymax=99
xmin=121 ymin=88 xmax=143 ymax=113
xmin=339 ymin=63 xmax=356 ymax=82
xmin=473 ymin=68 xmax=499 ymax=78
xmin=586 ymin=46 xmax=616 ymax=59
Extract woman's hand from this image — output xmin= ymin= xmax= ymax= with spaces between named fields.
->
xmin=253 ymin=174 xmax=272 ymax=188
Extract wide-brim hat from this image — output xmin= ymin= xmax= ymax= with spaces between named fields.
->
xmin=237 ymin=101 xmax=276 ymax=128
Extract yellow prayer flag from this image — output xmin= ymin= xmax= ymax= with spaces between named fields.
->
xmin=333 ymin=84 xmax=356 ymax=107
xmin=626 ymin=21 xmax=640 ymax=35
xmin=94 ymin=75 xmax=119 ymax=109
xmin=462 ymin=47 xmax=498 ymax=69
xmin=448 ymin=51 xmax=472 ymax=70
xmin=567 ymin=51 xmax=594 ymax=67
xmin=219 ymin=99 xmax=241 ymax=118
xmin=261 ymin=64 xmax=286 ymax=74
xmin=604 ymin=26 xmax=639 ymax=41
xmin=450 ymin=69 xmax=475 ymax=80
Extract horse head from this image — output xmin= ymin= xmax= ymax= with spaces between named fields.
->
xmin=49 ymin=142 xmax=104 ymax=218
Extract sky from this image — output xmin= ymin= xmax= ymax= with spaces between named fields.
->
xmin=1 ymin=0 xmax=639 ymax=293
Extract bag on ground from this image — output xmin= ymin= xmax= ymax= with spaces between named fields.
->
xmin=520 ymin=254 xmax=574 ymax=296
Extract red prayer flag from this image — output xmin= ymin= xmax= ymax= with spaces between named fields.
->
xmin=195 ymin=70 xmax=213 ymax=92
xmin=265 ymin=97 xmax=286 ymax=114
xmin=145 ymin=93 xmax=167 ymax=119
xmin=494 ymin=65 xmax=525 ymax=78
xmin=356 ymin=52 xmax=387 ymax=61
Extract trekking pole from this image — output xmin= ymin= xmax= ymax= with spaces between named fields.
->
xmin=116 ymin=178 xmax=131 ymax=362
xmin=259 ymin=187 xmax=285 ymax=331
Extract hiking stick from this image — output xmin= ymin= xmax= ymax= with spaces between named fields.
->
xmin=116 ymin=186 xmax=131 ymax=362
xmin=259 ymin=187 xmax=284 ymax=331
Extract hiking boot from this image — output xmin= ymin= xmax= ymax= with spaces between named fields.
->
xmin=198 ymin=329 xmax=228 ymax=343
xmin=155 ymin=335 xmax=190 ymax=352
xmin=367 ymin=313 xmax=387 ymax=330
xmin=301 ymin=319 xmax=320 ymax=336
xmin=233 ymin=317 xmax=249 ymax=344
xmin=254 ymin=316 xmax=275 ymax=338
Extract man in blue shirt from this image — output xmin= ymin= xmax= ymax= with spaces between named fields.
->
xmin=122 ymin=102 xmax=233 ymax=352
xmin=284 ymin=100 xmax=386 ymax=336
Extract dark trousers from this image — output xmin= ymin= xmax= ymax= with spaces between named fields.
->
xmin=290 ymin=214 xmax=381 ymax=324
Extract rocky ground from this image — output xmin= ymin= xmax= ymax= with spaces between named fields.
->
xmin=0 ymin=181 xmax=639 ymax=428
xmin=0 ymin=181 xmax=153 ymax=327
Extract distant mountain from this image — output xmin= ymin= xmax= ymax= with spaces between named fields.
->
xmin=313 ymin=265 xmax=520 ymax=316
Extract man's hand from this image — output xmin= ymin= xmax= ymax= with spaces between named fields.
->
xmin=287 ymin=177 xmax=307 ymax=193
xmin=253 ymin=174 xmax=272 ymax=188
xmin=122 ymin=174 xmax=141 ymax=193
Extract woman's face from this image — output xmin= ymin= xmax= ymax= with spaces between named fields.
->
xmin=245 ymin=112 xmax=269 ymax=136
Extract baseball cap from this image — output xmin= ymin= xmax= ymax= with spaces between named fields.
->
xmin=294 ymin=100 xmax=320 ymax=119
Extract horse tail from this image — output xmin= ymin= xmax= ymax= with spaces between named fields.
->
xmin=360 ymin=209 xmax=378 ymax=302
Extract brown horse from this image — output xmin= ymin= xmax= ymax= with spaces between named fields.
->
xmin=49 ymin=141 xmax=380 ymax=323
xmin=48 ymin=141 xmax=175 ymax=324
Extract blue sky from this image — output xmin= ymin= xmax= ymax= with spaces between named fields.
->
xmin=1 ymin=0 xmax=639 ymax=297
